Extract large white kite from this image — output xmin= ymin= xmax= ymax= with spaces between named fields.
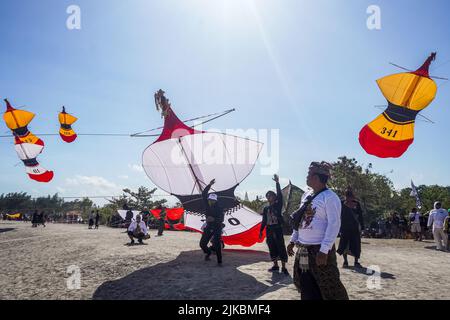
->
xmin=141 ymin=90 xmax=265 ymax=247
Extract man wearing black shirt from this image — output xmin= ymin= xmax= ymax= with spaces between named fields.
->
xmin=259 ymin=174 xmax=289 ymax=275
xmin=199 ymin=179 xmax=225 ymax=265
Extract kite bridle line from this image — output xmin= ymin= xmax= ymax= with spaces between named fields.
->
xmin=374 ymin=55 xmax=449 ymax=124
xmin=176 ymin=137 xmax=206 ymax=195
xmin=0 ymin=108 xmax=236 ymax=139
xmin=129 ymin=108 xmax=235 ymax=137
xmin=374 ymin=105 xmax=435 ymax=124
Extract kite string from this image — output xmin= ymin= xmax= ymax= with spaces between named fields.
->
xmin=130 ymin=108 xmax=235 ymax=137
xmin=0 ymin=108 xmax=236 ymax=139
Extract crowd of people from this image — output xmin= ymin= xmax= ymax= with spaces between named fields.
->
xmin=2 ymin=160 xmax=449 ymax=300
xmin=201 ymin=161 xmax=449 ymax=300
xmin=31 ymin=210 xmax=47 ymax=228
xmin=363 ymin=206 xmax=450 ymax=249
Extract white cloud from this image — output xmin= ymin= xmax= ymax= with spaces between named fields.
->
xmin=128 ymin=164 xmax=144 ymax=173
xmin=56 ymin=187 xmax=67 ymax=193
xmin=65 ymin=175 xmax=119 ymax=190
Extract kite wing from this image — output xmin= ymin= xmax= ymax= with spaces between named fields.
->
xmin=58 ymin=106 xmax=78 ymax=143
xmin=184 ymin=205 xmax=264 ymax=247
xmin=3 ymin=99 xmax=54 ymax=182
xmin=359 ymin=53 xmax=438 ymax=158
xmin=143 ymin=132 xmax=262 ymax=202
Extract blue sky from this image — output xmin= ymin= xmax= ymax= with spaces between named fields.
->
xmin=0 ymin=0 xmax=449 ymax=205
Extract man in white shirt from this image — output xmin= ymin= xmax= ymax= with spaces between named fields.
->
xmin=427 ymin=202 xmax=448 ymax=251
xmin=127 ymin=215 xmax=150 ymax=245
xmin=287 ymin=161 xmax=348 ymax=300
xmin=409 ymin=208 xmax=422 ymax=241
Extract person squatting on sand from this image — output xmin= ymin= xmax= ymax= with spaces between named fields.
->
xmin=427 ymin=202 xmax=448 ymax=251
xmin=259 ymin=174 xmax=289 ymax=275
xmin=127 ymin=215 xmax=150 ymax=245
xmin=287 ymin=161 xmax=349 ymax=300
xmin=199 ymin=179 xmax=225 ymax=265
xmin=337 ymin=187 xmax=364 ymax=268
xmin=409 ymin=208 xmax=423 ymax=241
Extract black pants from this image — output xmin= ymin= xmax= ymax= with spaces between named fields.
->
xmin=128 ymin=231 xmax=144 ymax=242
xmin=298 ymin=270 xmax=323 ymax=300
xmin=200 ymin=224 xmax=223 ymax=263
xmin=266 ymin=225 xmax=288 ymax=263
xmin=158 ymin=220 xmax=164 ymax=235
xmin=294 ymin=245 xmax=349 ymax=300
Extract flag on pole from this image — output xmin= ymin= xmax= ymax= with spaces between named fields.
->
xmin=410 ymin=180 xmax=422 ymax=209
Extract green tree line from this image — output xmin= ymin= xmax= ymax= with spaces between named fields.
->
xmin=242 ymin=156 xmax=450 ymax=226
xmin=2 ymin=156 xmax=449 ymax=227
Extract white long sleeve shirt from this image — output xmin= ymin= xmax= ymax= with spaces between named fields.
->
xmin=290 ymin=188 xmax=342 ymax=254
xmin=128 ymin=221 xmax=148 ymax=235
xmin=427 ymin=209 xmax=448 ymax=229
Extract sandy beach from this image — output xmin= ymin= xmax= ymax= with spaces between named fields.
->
xmin=0 ymin=221 xmax=449 ymax=300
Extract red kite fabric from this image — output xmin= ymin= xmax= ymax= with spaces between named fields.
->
xmin=151 ymin=208 xmax=185 ymax=230
xmin=151 ymin=208 xmax=184 ymax=221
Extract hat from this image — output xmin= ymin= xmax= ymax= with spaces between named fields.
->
xmin=208 ymin=193 xmax=218 ymax=201
xmin=309 ymin=161 xmax=332 ymax=176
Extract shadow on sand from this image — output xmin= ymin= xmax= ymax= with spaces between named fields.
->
xmin=424 ymin=246 xmax=449 ymax=253
xmin=0 ymin=228 xmax=15 ymax=234
xmin=344 ymin=265 xmax=396 ymax=280
xmin=93 ymin=249 xmax=277 ymax=300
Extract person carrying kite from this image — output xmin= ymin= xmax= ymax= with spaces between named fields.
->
xmin=259 ymin=174 xmax=289 ymax=275
xmin=200 ymin=179 xmax=225 ymax=265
